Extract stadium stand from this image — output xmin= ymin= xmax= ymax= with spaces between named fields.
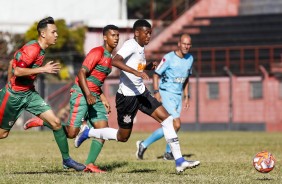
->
xmin=150 ymin=13 xmax=282 ymax=76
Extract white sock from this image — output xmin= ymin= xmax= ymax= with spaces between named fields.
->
xmin=88 ymin=127 xmax=118 ymax=141
xmin=161 ymin=116 xmax=182 ymax=160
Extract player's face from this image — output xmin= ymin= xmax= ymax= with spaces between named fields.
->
xmin=136 ymin=27 xmax=152 ymax=46
xmin=178 ymin=36 xmax=192 ymax=55
xmin=104 ymin=29 xmax=119 ymax=50
xmin=44 ymin=24 xmax=58 ymax=45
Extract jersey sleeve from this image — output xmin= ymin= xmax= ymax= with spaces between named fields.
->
xmin=155 ymin=55 xmax=170 ymax=75
xmin=82 ymin=48 xmax=103 ymax=73
xmin=116 ymin=40 xmax=135 ymax=59
xmin=20 ymin=45 xmax=40 ymax=66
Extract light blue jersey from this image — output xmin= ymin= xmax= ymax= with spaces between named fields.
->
xmin=155 ymin=51 xmax=193 ymax=118
xmin=155 ymin=51 xmax=193 ymax=95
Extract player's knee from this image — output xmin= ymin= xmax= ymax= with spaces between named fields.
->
xmin=50 ymin=118 xmax=62 ymax=130
xmin=0 ymin=131 xmax=9 ymax=139
xmin=67 ymin=132 xmax=77 ymax=139
xmin=117 ymin=135 xmax=129 ymax=142
xmin=117 ymin=138 xmax=128 ymax=142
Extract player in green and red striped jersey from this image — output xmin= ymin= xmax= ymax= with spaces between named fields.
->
xmin=24 ymin=24 xmax=120 ymax=173
xmin=0 ymin=16 xmax=85 ymax=171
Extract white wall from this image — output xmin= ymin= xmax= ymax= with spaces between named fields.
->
xmin=0 ymin=0 xmax=127 ymax=33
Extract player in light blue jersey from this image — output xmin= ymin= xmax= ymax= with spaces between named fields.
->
xmin=136 ymin=34 xmax=195 ymax=161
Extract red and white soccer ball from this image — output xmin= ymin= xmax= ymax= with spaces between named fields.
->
xmin=253 ymin=151 xmax=276 ymax=173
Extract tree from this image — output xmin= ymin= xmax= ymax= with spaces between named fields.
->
xmin=127 ymin=0 xmax=172 ymax=19
xmin=25 ymin=19 xmax=86 ymax=55
xmin=25 ymin=19 xmax=86 ymax=80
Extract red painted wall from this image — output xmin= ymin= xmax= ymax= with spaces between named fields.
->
xmin=103 ymin=74 xmax=282 ymax=132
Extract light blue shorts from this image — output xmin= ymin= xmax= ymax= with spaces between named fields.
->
xmin=159 ymin=89 xmax=182 ymax=118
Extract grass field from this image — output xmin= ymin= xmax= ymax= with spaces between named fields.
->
xmin=0 ymin=131 xmax=282 ymax=184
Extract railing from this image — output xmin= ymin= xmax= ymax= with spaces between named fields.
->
xmin=151 ymin=0 xmax=199 ymax=21
xmin=191 ymin=45 xmax=282 ymax=76
xmin=150 ymin=0 xmax=199 ymax=38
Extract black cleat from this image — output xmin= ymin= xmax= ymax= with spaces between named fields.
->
xmin=163 ymin=152 xmax=174 ymax=160
xmin=136 ymin=140 xmax=147 ymax=160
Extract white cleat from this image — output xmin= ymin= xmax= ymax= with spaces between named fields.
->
xmin=176 ymin=160 xmax=200 ymax=173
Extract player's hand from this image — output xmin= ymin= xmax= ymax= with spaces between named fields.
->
xmin=183 ymin=97 xmax=190 ymax=110
xmin=136 ymin=71 xmax=149 ymax=80
xmin=43 ymin=61 xmax=61 ymax=74
xmin=151 ymin=61 xmax=159 ymax=70
xmin=86 ymin=94 xmax=96 ymax=105
xmin=102 ymin=101 xmax=111 ymax=114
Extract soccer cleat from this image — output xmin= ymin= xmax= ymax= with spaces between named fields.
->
xmin=136 ymin=140 xmax=147 ymax=160
xmin=23 ymin=117 xmax=44 ymax=130
xmin=176 ymin=158 xmax=200 ymax=173
xmin=63 ymin=157 xmax=86 ymax=171
xmin=74 ymin=125 xmax=90 ymax=148
xmin=163 ymin=152 xmax=174 ymax=160
xmin=84 ymin=163 xmax=106 ymax=173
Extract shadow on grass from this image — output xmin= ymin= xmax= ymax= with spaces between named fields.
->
xmin=127 ymin=169 xmax=157 ymax=173
xmin=12 ymin=170 xmax=79 ymax=175
xmin=255 ymin=177 xmax=274 ymax=181
xmin=12 ymin=161 xmax=128 ymax=175
xmin=157 ymin=153 xmax=194 ymax=159
xmin=101 ymin=161 xmax=128 ymax=172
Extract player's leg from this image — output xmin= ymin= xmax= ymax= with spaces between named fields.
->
xmin=151 ymin=107 xmax=200 ymax=172
xmin=0 ymin=86 xmax=24 ymax=139
xmin=164 ymin=118 xmax=181 ymax=160
xmin=79 ymin=100 xmax=108 ymax=173
xmin=74 ymin=92 xmax=137 ymax=146
xmin=83 ymin=120 xmax=107 ymax=173
xmin=140 ymin=89 xmax=200 ymax=172
xmin=137 ymin=90 xmax=180 ymax=159
xmin=25 ymin=87 xmax=87 ymax=138
xmin=26 ymin=92 xmax=85 ymax=171
xmin=161 ymin=92 xmax=182 ymax=160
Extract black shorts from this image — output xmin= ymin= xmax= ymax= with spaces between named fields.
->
xmin=115 ymin=88 xmax=162 ymax=129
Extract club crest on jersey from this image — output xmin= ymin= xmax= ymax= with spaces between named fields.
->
xmin=8 ymin=121 xmax=15 ymax=126
xmin=123 ymin=115 xmax=131 ymax=124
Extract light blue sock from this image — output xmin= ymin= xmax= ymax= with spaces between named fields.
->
xmin=142 ymin=128 xmax=164 ymax=148
xmin=165 ymin=143 xmax=171 ymax=153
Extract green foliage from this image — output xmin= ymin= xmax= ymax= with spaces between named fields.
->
xmin=127 ymin=0 xmax=173 ymax=19
xmin=24 ymin=19 xmax=86 ymax=55
xmin=1 ymin=131 xmax=282 ymax=183
xmin=24 ymin=21 xmax=38 ymax=41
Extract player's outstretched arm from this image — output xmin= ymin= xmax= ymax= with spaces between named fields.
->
xmin=112 ymin=54 xmax=149 ymax=80
xmin=14 ymin=61 xmax=61 ymax=77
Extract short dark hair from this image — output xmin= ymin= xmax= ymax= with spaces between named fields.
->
xmin=37 ymin=16 xmax=55 ymax=34
xmin=103 ymin=25 xmax=119 ymax=35
xmin=133 ymin=19 xmax=151 ymax=31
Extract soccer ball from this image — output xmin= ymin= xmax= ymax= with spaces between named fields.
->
xmin=253 ymin=151 xmax=276 ymax=173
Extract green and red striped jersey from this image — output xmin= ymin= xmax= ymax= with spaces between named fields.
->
xmin=9 ymin=40 xmax=45 ymax=92
xmin=75 ymin=46 xmax=112 ymax=95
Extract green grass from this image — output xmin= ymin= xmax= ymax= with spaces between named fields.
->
xmin=0 ymin=131 xmax=282 ymax=184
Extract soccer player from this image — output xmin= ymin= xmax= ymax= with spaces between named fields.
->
xmin=0 ymin=17 xmax=85 ymax=171
xmin=74 ymin=19 xmax=200 ymax=173
xmin=136 ymin=33 xmax=194 ymax=160
xmin=24 ymin=24 xmax=120 ymax=173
